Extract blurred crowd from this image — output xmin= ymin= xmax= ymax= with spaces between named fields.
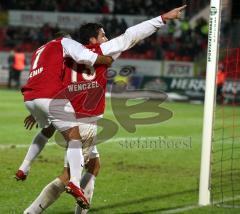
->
xmin=0 ymin=16 xmax=208 ymax=62
xmin=0 ymin=0 xmax=211 ymax=62
xmin=0 ymin=0 xmax=209 ymax=16
xmin=102 ymin=16 xmax=208 ymax=61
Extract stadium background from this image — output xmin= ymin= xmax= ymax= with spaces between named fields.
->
xmin=0 ymin=0 xmax=240 ymax=213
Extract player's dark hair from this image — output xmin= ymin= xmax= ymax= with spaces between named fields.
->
xmin=55 ymin=31 xmax=71 ymax=39
xmin=79 ymin=23 xmax=103 ymax=45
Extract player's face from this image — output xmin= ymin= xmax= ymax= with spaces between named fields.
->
xmin=97 ymin=28 xmax=108 ymax=44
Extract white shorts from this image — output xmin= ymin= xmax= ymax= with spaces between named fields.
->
xmin=61 ymin=121 xmax=99 ymax=166
xmin=25 ymin=98 xmax=78 ymax=132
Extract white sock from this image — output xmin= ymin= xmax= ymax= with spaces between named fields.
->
xmin=67 ymin=140 xmax=84 ymax=188
xmin=75 ymin=172 xmax=96 ymax=214
xmin=19 ymin=132 xmax=48 ymax=174
xmin=23 ymin=178 xmax=65 ymax=214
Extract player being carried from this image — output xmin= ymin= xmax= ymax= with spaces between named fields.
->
xmin=16 ymin=5 xmax=187 ymax=214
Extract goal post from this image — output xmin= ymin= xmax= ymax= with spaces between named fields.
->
xmin=199 ymin=0 xmax=222 ymax=206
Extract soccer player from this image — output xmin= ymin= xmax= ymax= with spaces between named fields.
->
xmin=19 ymin=5 xmax=187 ymax=213
xmin=17 ymin=36 xmax=114 ymax=208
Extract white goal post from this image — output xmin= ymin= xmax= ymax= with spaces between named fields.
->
xmin=199 ymin=0 xmax=222 ymax=206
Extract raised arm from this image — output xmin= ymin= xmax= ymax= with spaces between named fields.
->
xmin=100 ymin=5 xmax=187 ymax=57
xmin=61 ymin=38 xmax=113 ymax=66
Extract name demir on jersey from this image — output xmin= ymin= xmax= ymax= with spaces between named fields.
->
xmin=68 ymin=81 xmax=99 ymax=92
xmin=29 ymin=67 xmax=43 ymax=78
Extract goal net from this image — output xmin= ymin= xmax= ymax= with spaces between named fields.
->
xmin=199 ymin=0 xmax=240 ymax=207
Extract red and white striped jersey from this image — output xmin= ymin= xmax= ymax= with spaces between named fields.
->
xmin=21 ymin=38 xmax=98 ymax=101
xmin=22 ymin=16 xmax=165 ymax=102
xmin=62 ymin=44 xmax=107 ymax=119
xmin=59 ymin=16 xmax=166 ymax=119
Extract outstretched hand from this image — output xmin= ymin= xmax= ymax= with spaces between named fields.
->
xmin=24 ymin=115 xmax=38 ymax=130
xmin=162 ymin=5 xmax=187 ymax=22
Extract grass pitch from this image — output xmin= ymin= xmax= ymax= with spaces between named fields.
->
xmin=0 ymin=89 xmax=239 ymax=213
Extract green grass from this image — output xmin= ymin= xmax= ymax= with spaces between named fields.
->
xmin=0 ymin=89 xmax=239 ymax=213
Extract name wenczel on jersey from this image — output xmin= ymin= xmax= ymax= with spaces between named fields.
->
xmin=62 ymin=43 xmax=107 ymax=119
xmin=67 ymin=81 xmax=99 ymax=92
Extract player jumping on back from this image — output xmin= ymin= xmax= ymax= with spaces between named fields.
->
xmin=17 ymin=36 xmax=114 ymax=209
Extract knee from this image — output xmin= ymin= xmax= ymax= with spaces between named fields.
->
xmin=41 ymin=125 xmax=55 ymax=138
xmin=62 ymin=126 xmax=81 ymax=142
xmin=58 ymin=168 xmax=70 ymax=185
xmin=86 ymin=158 xmax=100 ymax=177
xmin=92 ymin=161 xmax=101 ymax=176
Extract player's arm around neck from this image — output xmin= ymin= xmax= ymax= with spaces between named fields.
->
xmin=95 ymin=55 xmax=113 ymax=67
xmin=100 ymin=4 xmax=187 ymax=57
xmin=61 ymin=37 xmax=98 ymax=66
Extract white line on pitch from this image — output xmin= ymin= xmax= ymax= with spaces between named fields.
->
xmin=0 ymin=136 xmax=162 ymax=149
xmin=160 ymin=205 xmax=199 ymax=214
xmin=160 ymin=195 xmax=240 ymax=214
xmin=0 ymin=143 xmax=56 ymax=149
